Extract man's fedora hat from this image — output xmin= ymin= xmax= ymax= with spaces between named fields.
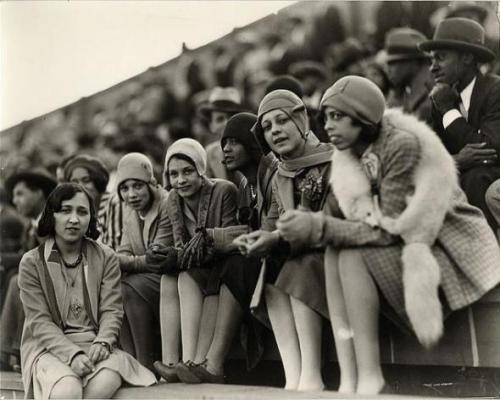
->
xmin=5 ymin=169 xmax=57 ymax=199
xmin=419 ymin=17 xmax=495 ymax=62
xmin=385 ymin=28 xmax=429 ymax=63
xmin=199 ymin=86 xmax=245 ymax=120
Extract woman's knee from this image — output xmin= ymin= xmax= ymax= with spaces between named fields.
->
xmin=50 ymin=376 xmax=82 ymax=399
xmin=85 ymin=368 xmax=121 ymax=398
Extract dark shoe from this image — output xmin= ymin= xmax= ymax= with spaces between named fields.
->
xmin=153 ymin=361 xmax=180 ymax=383
xmin=191 ymin=360 xmax=225 ymax=384
xmin=176 ymin=361 xmax=202 ymax=384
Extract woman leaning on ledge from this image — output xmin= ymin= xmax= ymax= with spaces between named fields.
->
xmin=18 ymin=183 xmax=155 ymax=400
xmin=277 ymin=76 xmax=500 ymax=395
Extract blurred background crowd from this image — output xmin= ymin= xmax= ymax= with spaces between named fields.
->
xmin=1 ymin=1 xmax=499 ymax=184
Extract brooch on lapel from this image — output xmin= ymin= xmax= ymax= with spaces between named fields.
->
xmin=361 ymin=152 xmax=381 ymax=195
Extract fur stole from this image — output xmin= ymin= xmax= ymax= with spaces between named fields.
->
xmin=329 ymin=108 xmax=458 ymax=348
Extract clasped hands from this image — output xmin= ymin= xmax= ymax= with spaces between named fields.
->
xmin=70 ymin=342 xmax=110 ymax=377
xmin=145 ymin=243 xmax=180 ymax=274
xmin=232 ymin=210 xmax=313 ymax=257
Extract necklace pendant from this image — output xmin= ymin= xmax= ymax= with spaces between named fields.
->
xmin=70 ymin=297 xmax=83 ymax=319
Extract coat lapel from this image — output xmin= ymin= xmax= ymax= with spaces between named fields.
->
xmin=274 ymin=173 xmax=295 ymax=211
xmin=468 ymin=74 xmax=487 ymax=127
xmin=43 ymin=239 xmax=69 ymax=322
xmin=83 ymin=241 xmax=99 ymax=325
xmin=142 ymin=187 xmax=161 ymax=246
xmin=168 ymin=191 xmax=189 ymax=247
xmin=123 ymin=205 xmax=147 ymax=254
xmin=197 ymin=178 xmax=215 ymax=228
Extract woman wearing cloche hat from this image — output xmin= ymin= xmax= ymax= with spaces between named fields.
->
xmin=115 ymin=152 xmax=170 ymax=371
xmin=276 ymin=75 xmax=500 ymax=395
xmin=234 ymin=90 xmax=336 ymax=391
xmin=154 ymin=138 xmax=252 ymax=385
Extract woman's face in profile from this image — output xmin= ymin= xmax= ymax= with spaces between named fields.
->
xmin=168 ymin=157 xmax=203 ymax=199
xmin=54 ymin=192 xmax=91 ymax=244
xmin=261 ymin=109 xmax=304 ymax=159
xmin=323 ymin=106 xmax=362 ymax=150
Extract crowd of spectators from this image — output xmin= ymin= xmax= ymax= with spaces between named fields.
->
xmin=1 ymin=1 xmax=500 ymax=397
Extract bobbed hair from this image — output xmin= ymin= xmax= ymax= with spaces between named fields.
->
xmin=38 ymin=182 xmax=99 ymax=240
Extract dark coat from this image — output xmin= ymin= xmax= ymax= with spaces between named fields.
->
xmin=432 ymin=73 xmax=500 ymax=158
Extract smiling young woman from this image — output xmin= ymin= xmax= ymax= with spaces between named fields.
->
xmin=18 ymin=183 xmax=156 ymax=399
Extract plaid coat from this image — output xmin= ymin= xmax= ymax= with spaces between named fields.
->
xmin=311 ymin=110 xmax=500 ymax=322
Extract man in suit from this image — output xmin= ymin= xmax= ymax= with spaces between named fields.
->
xmin=385 ymin=28 xmax=434 ymax=124
xmin=0 ymin=169 xmax=56 ymax=371
xmin=420 ymin=18 xmax=500 ymax=230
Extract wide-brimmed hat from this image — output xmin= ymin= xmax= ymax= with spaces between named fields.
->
xmin=385 ymin=28 xmax=429 ymax=63
xmin=419 ymin=17 xmax=494 ymax=62
xmin=5 ymin=169 xmax=57 ymax=199
xmin=198 ymin=87 xmax=245 ymax=120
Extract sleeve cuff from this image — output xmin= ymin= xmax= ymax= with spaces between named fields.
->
xmin=442 ymin=109 xmax=462 ymax=129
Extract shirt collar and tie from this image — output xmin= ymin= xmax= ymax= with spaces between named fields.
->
xmin=442 ymin=76 xmax=477 ymax=128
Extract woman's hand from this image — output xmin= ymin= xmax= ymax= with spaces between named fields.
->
xmin=233 ymin=230 xmax=279 ymax=257
xmin=276 ymin=210 xmax=312 ymax=243
xmin=146 ymin=244 xmax=171 ymax=264
xmin=70 ymin=353 xmax=95 ymax=377
xmin=88 ymin=342 xmax=111 ymax=364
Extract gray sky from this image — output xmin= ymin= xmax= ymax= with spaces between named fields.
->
xmin=0 ymin=1 xmax=294 ymax=130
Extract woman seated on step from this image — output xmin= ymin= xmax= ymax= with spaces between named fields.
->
xmin=276 ymin=76 xmax=500 ymax=395
xmin=155 ymin=116 xmax=277 ymax=384
xmin=151 ymin=138 xmax=249 ymax=384
xmin=115 ymin=153 xmax=171 ymax=371
xmin=18 ymin=183 xmax=156 ymax=400
xmin=233 ymin=90 xmax=337 ymax=391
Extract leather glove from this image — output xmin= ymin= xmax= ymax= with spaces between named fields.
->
xmin=178 ymin=228 xmax=213 ymax=270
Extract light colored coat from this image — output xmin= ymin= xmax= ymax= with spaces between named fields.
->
xmin=18 ymin=238 xmax=122 ymax=398
xmin=117 ymin=186 xmax=173 ymax=271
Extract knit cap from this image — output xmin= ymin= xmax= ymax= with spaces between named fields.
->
xmin=163 ymin=138 xmax=207 ymax=188
xmin=115 ymin=153 xmax=155 ymax=192
xmin=252 ymin=89 xmax=308 ymax=154
xmin=64 ymin=154 xmax=110 ymax=194
xmin=319 ymin=76 xmax=385 ymax=125
xmin=221 ymin=113 xmax=262 ymax=164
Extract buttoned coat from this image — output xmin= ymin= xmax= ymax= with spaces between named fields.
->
xmin=311 ymin=109 xmax=500 ymax=322
xmin=18 ymin=238 xmax=122 ymax=398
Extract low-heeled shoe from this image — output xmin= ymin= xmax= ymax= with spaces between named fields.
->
xmin=153 ymin=361 xmax=180 ymax=383
xmin=192 ymin=361 xmax=225 ymax=384
xmin=175 ymin=361 xmax=202 ymax=384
